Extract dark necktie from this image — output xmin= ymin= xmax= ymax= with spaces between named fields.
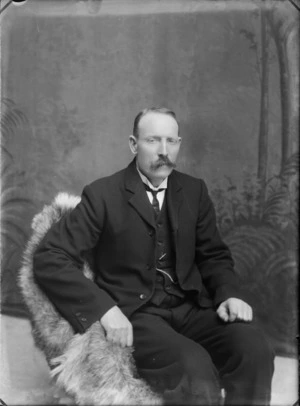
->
xmin=144 ymin=184 xmax=165 ymax=217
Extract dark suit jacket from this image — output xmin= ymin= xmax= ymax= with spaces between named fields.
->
xmin=33 ymin=159 xmax=243 ymax=333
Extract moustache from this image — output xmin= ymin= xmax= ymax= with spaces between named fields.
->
xmin=150 ymin=157 xmax=176 ymax=170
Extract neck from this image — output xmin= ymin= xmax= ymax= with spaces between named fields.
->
xmin=149 ymin=177 xmax=164 ymax=188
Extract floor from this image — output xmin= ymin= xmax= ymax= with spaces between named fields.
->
xmin=0 ymin=315 xmax=298 ymax=405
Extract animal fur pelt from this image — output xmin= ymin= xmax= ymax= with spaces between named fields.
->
xmin=18 ymin=193 xmax=163 ymax=405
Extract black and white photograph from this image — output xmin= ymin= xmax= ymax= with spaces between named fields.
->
xmin=0 ymin=0 xmax=299 ymax=404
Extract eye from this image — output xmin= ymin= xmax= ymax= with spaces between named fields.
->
xmin=146 ymin=138 xmax=157 ymax=144
xmin=167 ymin=138 xmax=178 ymax=145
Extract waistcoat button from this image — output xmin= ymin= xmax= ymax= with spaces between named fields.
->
xmin=139 ymin=293 xmax=147 ymax=300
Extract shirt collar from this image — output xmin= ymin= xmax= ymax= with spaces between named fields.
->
xmin=136 ymin=163 xmax=168 ymax=191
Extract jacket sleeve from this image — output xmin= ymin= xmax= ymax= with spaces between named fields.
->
xmin=195 ymin=180 xmax=244 ymax=307
xmin=33 ymin=184 xmax=116 ymax=333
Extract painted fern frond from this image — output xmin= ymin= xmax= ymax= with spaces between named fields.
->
xmin=263 ymin=251 xmax=297 ymax=278
xmin=224 ymin=225 xmax=286 ymax=278
xmin=279 ymin=152 xmax=299 ymax=180
xmin=1 ymin=196 xmax=33 ymax=210
xmin=1 ymin=97 xmax=28 ymax=139
xmin=1 ymin=217 xmax=29 ymax=238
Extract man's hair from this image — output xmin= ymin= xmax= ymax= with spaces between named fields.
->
xmin=133 ymin=107 xmax=178 ymax=138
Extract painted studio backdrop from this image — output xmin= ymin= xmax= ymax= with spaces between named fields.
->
xmin=1 ymin=0 xmax=299 ymax=357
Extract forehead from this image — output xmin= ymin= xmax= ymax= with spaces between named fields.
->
xmin=138 ymin=112 xmax=179 ymax=136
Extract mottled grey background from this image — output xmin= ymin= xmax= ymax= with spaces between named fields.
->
xmin=1 ymin=0 xmax=299 ymax=356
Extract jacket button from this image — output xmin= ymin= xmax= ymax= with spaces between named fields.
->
xmin=80 ymin=317 xmax=87 ymax=322
xmin=139 ymin=293 xmax=147 ymax=300
xmin=148 ymin=230 xmax=154 ymax=237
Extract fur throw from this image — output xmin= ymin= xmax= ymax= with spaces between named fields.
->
xmin=18 ymin=193 xmax=163 ymax=405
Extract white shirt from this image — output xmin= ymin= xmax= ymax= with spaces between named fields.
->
xmin=136 ymin=165 xmax=168 ymax=210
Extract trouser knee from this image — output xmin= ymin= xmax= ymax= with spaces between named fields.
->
xmin=180 ymin=347 xmax=219 ymax=382
xmin=169 ymin=346 xmax=221 ymax=404
xmin=141 ymin=345 xmax=222 ymax=405
xmin=227 ymin=324 xmax=275 ymax=377
xmin=221 ymin=325 xmax=275 ymax=405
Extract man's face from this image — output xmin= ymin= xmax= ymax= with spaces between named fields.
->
xmin=129 ymin=112 xmax=181 ymax=187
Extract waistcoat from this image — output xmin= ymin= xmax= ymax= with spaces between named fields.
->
xmin=150 ymin=195 xmax=185 ymax=305
xmin=154 ymin=198 xmax=176 ymax=278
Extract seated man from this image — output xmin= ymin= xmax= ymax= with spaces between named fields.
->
xmin=33 ymin=107 xmax=274 ymax=405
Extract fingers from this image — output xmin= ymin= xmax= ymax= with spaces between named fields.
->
xmin=100 ymin=306 xmax=133 ymax=347
xmin=231 ymin=300 xmax=253 ymax=322
xmin=105 ymin=325 xmax=132 ymax=347
xmin=106 ymin=326 xmax=132 ymax=347
xmin=243 ymin=305 xmax=253 ymax=322
xmin=216 ymin=303 xmax=229 ymax=322
xmin=241 ymin=303 xmax=253 ymax=322
xmin=217 ymin=299 xmax=253 ymax=323
xmin=105 ymin=324 xmax=133 ymax=347
xmin=228 ymin=308 xmax=238 ymax=322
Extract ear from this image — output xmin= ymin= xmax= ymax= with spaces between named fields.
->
xmin=129 ymin=135 xmax=138 ymax=155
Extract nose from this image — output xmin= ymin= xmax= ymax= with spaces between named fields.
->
xmin=158 ymin=139 xmax=168 ymax=156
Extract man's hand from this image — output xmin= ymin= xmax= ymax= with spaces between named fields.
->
xmin=216 ymin=298 xmax=253 ymax=323
xmin=100 ymin=305 xmax=133 ymax=348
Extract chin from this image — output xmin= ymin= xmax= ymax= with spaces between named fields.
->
xmin=155 ymin=166 xmax=173 ymax=178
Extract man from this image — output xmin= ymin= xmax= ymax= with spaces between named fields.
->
xmin=33 ymin=107 xmax=274 ymax=405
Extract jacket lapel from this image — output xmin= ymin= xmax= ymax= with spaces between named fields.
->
xmin=167 ymin=171 xmax=183 ymax=270
xmin=124 ymin=159 xmax=156 ymax=229
xmin=167 ymin=170 xmax=183 ymax=233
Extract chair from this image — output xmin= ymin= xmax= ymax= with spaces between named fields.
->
xmin=18 ymin=193 xmax=163 ymax=405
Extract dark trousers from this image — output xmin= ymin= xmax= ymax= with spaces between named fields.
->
xmin=131 ymin=298 xmax=275 ymax=405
